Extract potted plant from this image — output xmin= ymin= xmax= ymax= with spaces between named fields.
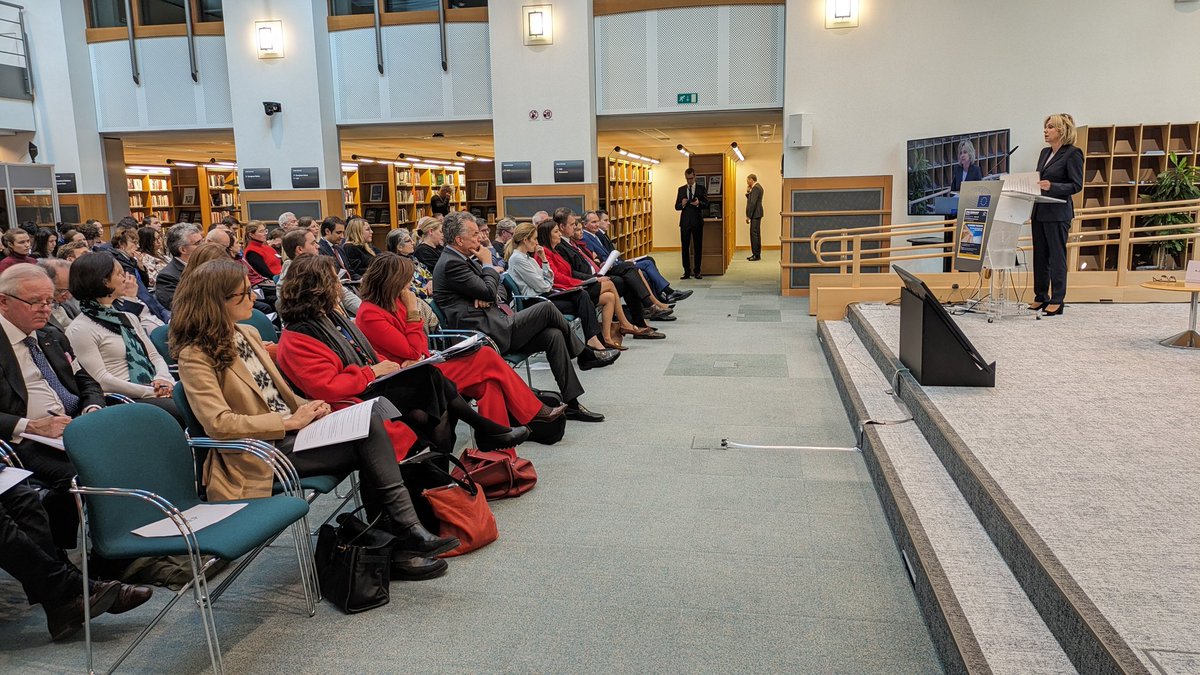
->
xmin=907 ymin=154 xmax=936 ymax=215
xmin=1140 ymin=153 xmax=1200 ymax=269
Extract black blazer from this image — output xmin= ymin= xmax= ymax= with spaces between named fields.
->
xmin=413 ymin=243 xmax=444 ymax=272
xmin=1032 ymin=144 xmax=1084 ymax=223
xmin=343 ymin=243 xmax=380 ymax=278
xmin=431 ymin=249 xmax=516 ymax=353
xmin=676 ymin=182 xmax=709 ymax=228
xmin=745 ymin=183 xmax=764 ymax=219
xmin=318 ymin=239 xmax=353 ymax=278
xmin=950 ymin=163 xmax=984 ymax=192
xmin=153 ymin=257 xmax=186 ymax=311
xmin=0 ymin=328 xmax=105 ymax=440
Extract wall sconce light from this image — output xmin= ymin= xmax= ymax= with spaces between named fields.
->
xmin=611 ymin=147 xmax=660 ymax=165
xmin=523 ymin=5 xmax=553 ymax=46
xmin=457 ymin=152 xmax=495 ymax=163
xmin=255 ymin=20 xmax=284 ymax=59
xmin=676 ymin=144 xmax=692 ymax=157
xmin=730 ymin=142 xmax=745 ymax=162
xmin=825 ymin=0 xmax=859 ymax=28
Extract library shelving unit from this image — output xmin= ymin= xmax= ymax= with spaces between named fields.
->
xmin=907 ymin=129 xmax=1012 ymax=213
xmin=342 ymin=161 xmax=467 ymax=231
xmin=356 ymin=163 xmax=392 ymax=227
xmin=1074 ymin=121 xmax=1200 ymax=271
xmin=464 ymin=161 xmax=497 ymax=225
xmin=342 ymin=167 xmax=360 ymax=218
xmin=599 ymin=155 xmax=654 ymax=258
xmin=688 ymin=152 xmax=736 ymax=275
xmin=203 ymin=167 xmax=241 ymax=227
xmin=170 ymin=167 xmax=202 ymax=225
xmin=125 ymin=169 xmax=173 ymax=223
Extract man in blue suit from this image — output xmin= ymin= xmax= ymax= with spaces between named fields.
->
xmin=582 ymin=211 xmax=691 ymax=304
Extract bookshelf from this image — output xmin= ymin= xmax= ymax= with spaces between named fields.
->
xmin=342 ymin=167 xmax=360 ymax=218
xmin=464 ymin=161 xmax=497 ymax=226
xmin=125 ymin=170 xmax=173 ymax=223
xmin=1074 ymin=121 xmax=1200 ymax=270
xmin=202 ymin=167 xmax=241 ymax=227
xmin=599 ymin=156 xmax=654 ymax=258
xmin=688 ymin=152 xmax=736 ymax=275
xmin=907 ymin=129 xmax=1012 ymax=214
xmin=171 ymin=167 xmax=202 ymax=225
xmin=126 ymin=165 xmax=242 ymax=230
xmin=342 ymin=161 xmax=467 ymax=230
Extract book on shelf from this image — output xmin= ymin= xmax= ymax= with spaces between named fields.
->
xmin=149 ymin=178 xmax=168 ymax=191
xmin=343 ymin=190 xmax=355 ymax=203
xmin=208 ymin=174 xmax=230 ymax=188
xmin=151 ymin=194 xmax=170 ymax=207
xmin=153 ymin=210 xmax=170 ymax=221
xmin=129 ymin=195 xmax=145 ymax=207
xmin=127 ymin=178 xmax=142 ymax=191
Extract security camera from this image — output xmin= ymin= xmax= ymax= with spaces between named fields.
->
xmin=263 ymin=102 xmax=282 ymax=116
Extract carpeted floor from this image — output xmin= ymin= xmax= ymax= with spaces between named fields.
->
xmin=0 ymin=251 xmax=940 ymax=674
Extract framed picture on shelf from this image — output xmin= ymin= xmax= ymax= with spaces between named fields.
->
xmin=707 ymin=175 xmax=722 ymax=194
xmin=368 ymin=184 xmax=385 ymax=203
xmin=364 ymin=208 xmax=378 ymax=224
xmin=472 ymin=181 xmax=490 ymax=201
xmin=181 ymin=187 xmax=196 ymax=205
xmin=178 ymin=211 xmax=190 ymax=223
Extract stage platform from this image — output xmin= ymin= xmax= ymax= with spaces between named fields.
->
xmin=819 ymin=302 xmax=1200 ymax=675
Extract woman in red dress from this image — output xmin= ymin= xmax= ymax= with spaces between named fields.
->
xmin=354 ymin=253 xmax=566 ymax=430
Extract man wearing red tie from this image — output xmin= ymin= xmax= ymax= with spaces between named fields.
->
xmin=317 ymin=216 xmax=354 ymax=279
xmin=675 ymin=168 xmax=708 ymax=279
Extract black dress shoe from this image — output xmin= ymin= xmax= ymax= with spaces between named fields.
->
xmin=578 ymin=348 xmax=619 ymax=370
xmin=391 ymin=552 xmax=449 ymax=581
xmin=565 ymin=403 xmax=605 ymax=422
xmin=45 ymin=581 xmax=121 ymax=641
xmin=670 ymin=289 xmax=694 ymax=302
xmin=1042 ymin=304 xmax=1064 ymax=316
xmin=108 ymin=583 xmax=153 ymax=615
xmin=694 ymin=273 xmax=703 ymax=280
xmin=532 ymin=403 xmax=567 ymax=423
xmin=395 ymin=524 xmax=460 ymax=557
xmin=680 ymin=273 xmax=692 ymax=280
xmin=478 ymin=426 xmax=531 ymax=450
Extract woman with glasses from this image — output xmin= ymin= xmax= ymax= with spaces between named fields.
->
xmin=63 ymin=253 xmax=180 ymax=422
xmin=172 ymin=259 xmax=458 ymax=580
xmin=385 ymin=226 xmax=438 ymax=329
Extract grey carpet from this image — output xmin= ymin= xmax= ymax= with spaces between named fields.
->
xmin=0 ymin=252 xmax=940 ymax=674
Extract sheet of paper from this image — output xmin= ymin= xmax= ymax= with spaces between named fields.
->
xmin=1001 ymin=171 xmax=1041 ymax=196
xmin=438 ymin=332 xmax=483 ymax=358
xmin=0 ymin=466 xmax=33 ymax=496
xmin=597 ymin=250 xmax=620 ymax=275
xmin=628 ymin=255 xmax=647 ymax=263
xmin=293 ymin=398 xmax=376 ymax=452
xmin=371 ymin=353 xmax=449 ymax=385
xmin=132 ymin=502 xmax=248 ymax=538
xmin=20 ymin=433 xmax=65 ymax=451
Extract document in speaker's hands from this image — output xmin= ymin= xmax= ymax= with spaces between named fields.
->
xmin=293 ymin=398 xmax=379 ymax=452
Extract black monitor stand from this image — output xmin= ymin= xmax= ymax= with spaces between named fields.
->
xmin=899 ymin=288 xmax=996 ymax=387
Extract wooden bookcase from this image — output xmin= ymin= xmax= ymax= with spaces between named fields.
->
xmin=125 ymin=165 xmax=242 ymax=230
xmin=1074 ymin=122 xmax=1200 ymax=271
xmin=125 ymin=170 xmax=173 ymax=223
xmin=170 ymin=167 xmax=202 ymax=226
xmin=688 ymin=152 xmax=736 ymax=275
xmin=342 ymin=168 xmax=360 ymax=218
xmin=343 ymin=161 xmax=467 ymax=230
xmin=907 ymin=129 xmax=1011 ymax=214
xmin=599 ymin=156 xmax=654 ymax=258
xmin=202 ymin=167 xmax=241 ymax=227
xmin=464 ymin=161 xmax=497 ymax=225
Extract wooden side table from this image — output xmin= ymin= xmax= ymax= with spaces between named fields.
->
xmin=1141 ymin=280 xmax=1200 ymax=348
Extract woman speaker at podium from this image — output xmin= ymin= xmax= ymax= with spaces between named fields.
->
xmin=1030 ymin=113 xmax=1084 ymax=316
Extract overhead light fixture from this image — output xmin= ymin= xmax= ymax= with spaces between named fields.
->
xmin=523 ymin=5 xmax=553 ymax=46
xmin=676 ymin=144 xmax=692 ymax=157
xmin=255 ymin=20 xmax=284 ymax=59
xmin=126 ymin=165 xmax=171 ymax=175
xmin=730 ymin=142 xmax=745 ymax=162
xmin=457 ymin=151 xmax=494 ymax=163
xmin=826 ymin=0 xmax=859 ymax=28
xmin=341 ymin=163 xmax=359 ymax=172
xmin=165 ymin=159 xmax=201 ymax=168
xmin=611 ymin=147 xmax=660 ymax=165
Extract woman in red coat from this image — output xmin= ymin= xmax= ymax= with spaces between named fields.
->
xmin=275 ymin=254 xmax=531 ymax=453
xmin=354 ymin=253 xmax=566 ymax=430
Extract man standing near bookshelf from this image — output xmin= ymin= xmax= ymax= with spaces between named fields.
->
xmin=430 ymin=185 xmax=453 ymax=217
xmin=675 ymin=168 xmax=708 ymax=279
xmin=745 ymin=174 xmax=764 ymax=261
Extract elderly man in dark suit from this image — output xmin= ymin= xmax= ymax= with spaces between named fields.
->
xmin=745 ymin=173 xmax=765 ymax=261
xmin=433 ymin=212 xmax=615 ymax=422
xmin=676 ymin=167 xmax=709 ymax=279
xmin=153 ymin=223 xmax=202 ymax=311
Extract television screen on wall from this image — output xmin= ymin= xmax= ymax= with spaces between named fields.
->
xmin=907 ymin=128 xmax=1011 ymax=216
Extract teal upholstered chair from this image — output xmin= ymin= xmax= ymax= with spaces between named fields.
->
xmin=148 ymin=324 xmax=177 ymax=377
xmin=63 ymin=404 xmax=315 ymax=675
xmin=238 ymin=308 xmax=278 ymax=343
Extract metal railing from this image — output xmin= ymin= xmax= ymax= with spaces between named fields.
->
xmin=0 ymin=1 xmax=31 ymax=97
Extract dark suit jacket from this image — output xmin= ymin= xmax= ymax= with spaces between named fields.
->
xmin=153 ymin=257 xmax=186 ymax=311
xmin=582 ymin=230 xmax=612 ymax=259
xmin=555 ymin=241 xmax=597 ymax=281
xmin=950 ymin=163 xmax=984 ymax=192
xmin=431 ymin=248 xmax=516 ymax=353
xmin=1032 ymin=144 xmax=1084 ymax=223
xmin=746 ymin=182 xmax=764 ymax=219
xmin=318 ymin=239 xmax=353 ymax=277
xmin=676 ymin=182 xmax=709 ymax=228
xmin=0 ymin=327 xmax=105 ymax=440
xmin=343 ymin=243 xmax=380 ymax=278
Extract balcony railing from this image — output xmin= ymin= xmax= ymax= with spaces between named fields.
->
xmin=0 ymin=1 xmax=30 ymax=100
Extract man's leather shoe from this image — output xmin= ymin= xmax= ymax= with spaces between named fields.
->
xmin=391 ymin=551 xmax=449 ymax=581
xmin=578 ymin=348 xmax=619 ymax=370
xmin=694 ymin=273 xmax=704 ymax=280
xmin=479 ymin=425 xmax=531 ymax=450
xmin=396 ymin=524 xmax=459 ymax=557
xmin=565 ymin=403 xmax=605 ymax=422
xmin=747 ymin=255 xmax=761 ymax=261
xmin=45 ymin=581 xmax=121 ymax=641
xmin=670 ymin=289 xmax=694 ymax=302
xmin=108 ymin=583 xmax=153 ymax=615
xmin=680 ymin=273 xmax=692 ymax=280
xmin=532 ymin=403 xmax=567 ymax=423
xmin=632 ymin=329 xmax=666 ymax=340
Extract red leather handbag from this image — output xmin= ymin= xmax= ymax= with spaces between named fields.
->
xmin=454 ymin=448 xmax=538 ymax=500
xmin=422 ymin=455 xmax=497 ymax=557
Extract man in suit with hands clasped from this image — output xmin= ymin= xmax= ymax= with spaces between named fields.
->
xmin=676 ymin=168 xmax=708 ymax=279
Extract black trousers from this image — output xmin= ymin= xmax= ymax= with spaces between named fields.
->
xmin=606 ymin=275 xmax=648 ymax=327
xmin=749 ymin=218 xmax=762 ymax=257
xmin=1031 ymin=219 xmax=1069 ymax=304
xmin=508 ymin=301 xmax=586 ymax=403
xmin=550 ymin=289 xmax=601 ymax=342
xmin=680 ymin=222 xmax=704 ymax=275
xmin=0 ymin=482 xmax=81 ymax=606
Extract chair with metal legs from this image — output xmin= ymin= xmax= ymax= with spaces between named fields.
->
xmin=62 ymin=404 xmax=315 ymax=675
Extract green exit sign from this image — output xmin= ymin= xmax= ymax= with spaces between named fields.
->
xmin=677 ymin=93 xmax=699 ymax=105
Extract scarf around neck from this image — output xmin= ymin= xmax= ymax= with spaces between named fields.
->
xmin=80 ymin=299 xmax=156 ymax=385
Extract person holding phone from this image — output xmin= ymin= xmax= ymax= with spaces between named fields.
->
xmin=676 ymin=168 xmax=709 ymax=279
xmin=1030 ymin=113 xmax=1084 ymax=316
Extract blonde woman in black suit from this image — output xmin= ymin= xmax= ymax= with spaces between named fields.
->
xmin=1030 ymin=113 xmax=1084 ymax=316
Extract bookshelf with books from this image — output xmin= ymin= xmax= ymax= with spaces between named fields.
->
xmin=342 ymin=167 xmax=360 ymax=218
xmin=1074 ymin=121 xmax=1200 ymax=271
xmin=599 ymin=156 xmax=654 ymax=258
xmin=202 ymin=167 xmax=241 ymax=226
xmin=343 ymin=160 xmax=466 ymax=230
xmin=464 ymin=161 xmax=496 ymax=225
xmin=171 ymin=167 xmax=203 ymax=225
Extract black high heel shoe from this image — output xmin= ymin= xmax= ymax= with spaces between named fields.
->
xmin=1028 ymin=302 xmax=1045 ymax=311
xmin=1042 ymin=304 xmax=1063 ymax=316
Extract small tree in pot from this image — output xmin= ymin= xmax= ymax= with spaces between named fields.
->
xmin=1140 ymin=153 xmax=1200 ymax=270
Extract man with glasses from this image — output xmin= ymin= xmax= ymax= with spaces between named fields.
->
xmin=36 ymin=259 xmax=79 ymax=332
xmin=0 ymin=264 xmax=107 ymax=546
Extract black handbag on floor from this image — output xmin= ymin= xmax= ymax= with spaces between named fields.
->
xmin=314 ymin=506 xmax=395 ymax=614
xmin=527 ymin=388 xmax=566 ymax=445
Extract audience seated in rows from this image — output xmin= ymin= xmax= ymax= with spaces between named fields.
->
xmin=582 ymin=210 xmax=691 ymax=304
xmin=279 ymin=228 xmax=360 ymax=316
xmin=136 ymin=226 xmax=170 ymax=291
xmin=242 ymin=220 xmax=281 ymax=280
xmin=110 ymin=228 xmax=171 ymax=324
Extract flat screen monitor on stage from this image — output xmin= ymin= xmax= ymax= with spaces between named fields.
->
xmin=893 ymin=265 xmax=995 ymax=386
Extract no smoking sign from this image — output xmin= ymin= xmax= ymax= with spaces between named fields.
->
xmin=528 ymin=109 xmax=554 ymax=121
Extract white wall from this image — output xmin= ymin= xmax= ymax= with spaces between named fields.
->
xmin=783 ymin=0 xmax=1200 ymax=219
xmin=489 ymin=0 xmax=597 ymax=185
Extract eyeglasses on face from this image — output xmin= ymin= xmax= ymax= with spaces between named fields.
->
xmin=4 ymin=293 xmax=54 ymax=309
xmin=224 ymin=287 xmax=254 ymax=301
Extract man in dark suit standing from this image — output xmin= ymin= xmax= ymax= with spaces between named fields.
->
xmin=0 ymin=263 xmax=107 ymax=545
xmin=745 ymin=173 xmax=764 ymax=261
xmin=154 ymin=223 xmax=202 ymax=311
xmin=676 ymin=167 xmax=708 ymax=279
xmin=433 ymin=212 xmax=616 ymax=422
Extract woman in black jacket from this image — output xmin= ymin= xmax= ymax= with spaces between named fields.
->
xmin=343 ymin=217 xmax=381 ymax=278
xmin=1029 ymin=113 xmax=1084 ymax=316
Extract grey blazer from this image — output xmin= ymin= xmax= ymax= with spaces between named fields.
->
xmin=507 ymin=250 xmax=554 ymax=295
xmin=432 ymin=248 xmax=516 ymax=353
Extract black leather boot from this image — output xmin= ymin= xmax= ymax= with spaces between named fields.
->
xmin=379 ymin=483 xmax=460 ymax=557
